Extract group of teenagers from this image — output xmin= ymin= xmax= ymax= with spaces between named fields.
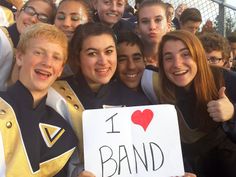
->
xmin=0 ymin=0 xmax=236 ymax=177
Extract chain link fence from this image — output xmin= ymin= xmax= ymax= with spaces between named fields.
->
xmin=128 ymin=0 xmax=236 ymax=36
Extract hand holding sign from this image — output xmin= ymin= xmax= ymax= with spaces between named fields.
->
xmin=83 ymin=105 xmax=184 ymax=177
xmin=78 ymin=171 xmax=96 ymax=177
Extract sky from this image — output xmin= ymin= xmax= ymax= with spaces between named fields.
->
xmin=226 ymin=0 xmax=236 ymax=8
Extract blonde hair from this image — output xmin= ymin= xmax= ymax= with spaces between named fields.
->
xmin=17 ymin=23 xmax=68 ymax=63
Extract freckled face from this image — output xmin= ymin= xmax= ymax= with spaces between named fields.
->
xmin=79 ymin=34 xmax=117 ymax=88
xmin=162 ymin=40 xmax=197 ymax=87
xmin=138 ymin=5 xmax=169 ymax=45
xmin=16 ymin=38 xmax=64 ymax=94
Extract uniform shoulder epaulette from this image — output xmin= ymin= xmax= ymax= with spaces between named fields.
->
xmin=51 ymin=80 xmax=85 ymax=162
xmin=0 ymin=26 xmax=14 ymax=50
xmin=0 ymin=97 xmax=38 ymax=176
xmin=0 ymin=96 xmax=15 ymax=127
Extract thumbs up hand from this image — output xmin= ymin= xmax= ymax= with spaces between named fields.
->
xmin=207 ymin=87 xmax=234 ymax=122
xmin=218 ymin=86 xmax=227 ymax=99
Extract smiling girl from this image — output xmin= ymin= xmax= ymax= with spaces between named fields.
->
xmin=142 ymin=30 xmax=236 ymax=177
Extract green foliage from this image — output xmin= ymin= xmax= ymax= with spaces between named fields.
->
xmin=214 ymin=14 xmax=236 ymax=35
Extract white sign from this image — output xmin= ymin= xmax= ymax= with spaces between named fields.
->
xmin=83 ymin=104 xmax=184 ymax=177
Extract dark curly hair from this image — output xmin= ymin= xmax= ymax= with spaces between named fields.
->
xmin=198 ymin=32 xmax=231 ymax=61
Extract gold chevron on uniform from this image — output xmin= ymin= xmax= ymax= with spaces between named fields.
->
xmin=39 ymin=123 xmax=65 ymax=148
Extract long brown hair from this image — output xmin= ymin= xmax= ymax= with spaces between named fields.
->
xmin=158 ymin=30 xmax=219 ymax=106
xmin=69 ymin=22 xmax=117 ymax=73
xmin=158 ymin=30 xmax=226 ymax=130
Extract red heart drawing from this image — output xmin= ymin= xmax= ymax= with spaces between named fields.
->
xmin=131 ymin=109 xmax=154 ymax=131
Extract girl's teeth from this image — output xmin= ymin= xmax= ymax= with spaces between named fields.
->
xmin=174 ymin=70 xmax=186 ymax=75
xmin=127 ymin=74 xmax=137 ymax=78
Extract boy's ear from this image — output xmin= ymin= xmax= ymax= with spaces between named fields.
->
xmin=15 ymin=50 xmax=24 ymax=67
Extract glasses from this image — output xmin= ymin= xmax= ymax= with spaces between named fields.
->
xmin=21 ymin=6 xmax=49 ymax=23
xmin=207 ymin=56 xmax=223 ymax=64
